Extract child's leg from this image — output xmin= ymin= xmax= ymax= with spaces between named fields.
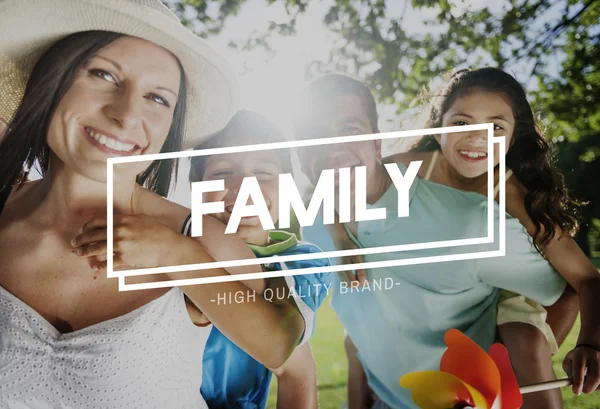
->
xmin=344 ymin=333 xmax=375 ymax=409
xmin=499 ymin=322 xmax=563 ymax=409
xmin=497 ymin=291 xmax=563 ymax=409
xmin=271 ymin=342 xmax=318 ymax=409
xmin=544 ymin=284 xmax=579 ymax=346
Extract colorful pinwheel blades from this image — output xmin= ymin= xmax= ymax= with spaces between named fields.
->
xmin=400 ymin=329 xmax=522 ymax=409
xmin=488 ymin=344 xmax=522 ymax=409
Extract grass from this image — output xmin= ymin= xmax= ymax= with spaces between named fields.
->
xmin=266 ymin=259 xmax=600 ymax=408
xmin=266 ymin=295 xmax=348 ymax=409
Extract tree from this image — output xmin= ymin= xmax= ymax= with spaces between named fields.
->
xmin=164 ymin=0 xmax=600 ymax=253
xmin=321 ymin=0 xmax=600 ymax=252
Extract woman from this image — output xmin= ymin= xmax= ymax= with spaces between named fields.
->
xmin=0 ymin=1 xmax=307 ymax=407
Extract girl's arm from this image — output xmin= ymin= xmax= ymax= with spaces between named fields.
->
xmin=505 ymin=178 xmax=600 ymax=394
xmin=169 ymin=216 xmax=306 ymax=370
xmin=270 ymin=342 xmax=318 ymax=409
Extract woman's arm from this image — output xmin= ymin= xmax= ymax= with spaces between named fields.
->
xmin=270 ymin=342 xmax=318 ymax=409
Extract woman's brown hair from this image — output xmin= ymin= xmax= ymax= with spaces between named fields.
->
xmin=0 ymin=31 xmax=187 ymax=209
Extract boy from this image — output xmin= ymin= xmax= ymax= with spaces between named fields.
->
xmin=293 ymin=74 xmax=573 ymax=409
xmin=190 ymin=110 xmax=331 ymax=409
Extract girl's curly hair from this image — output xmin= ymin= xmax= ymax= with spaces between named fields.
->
xmin=412 ymin=67 xmax=584 ymax=251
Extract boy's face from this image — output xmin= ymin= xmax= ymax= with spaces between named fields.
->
xmin=296 ymin=93 xmax=381 ymax=194
xmin=202 ymin=150 xmax=282 ymax=246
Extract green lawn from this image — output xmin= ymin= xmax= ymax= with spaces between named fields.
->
xmin=267 ymin=295 xmax=348 ymax=409
xmin=266 ymin=293 xmax=600 ymax=409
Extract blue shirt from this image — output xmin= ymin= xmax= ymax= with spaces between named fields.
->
xmin=200 ymin=231 xmax=331 ymax=409
xmin=303 ymin=165 xmax=566 ymax=409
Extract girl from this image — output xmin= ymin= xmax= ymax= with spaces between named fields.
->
xmin=0 ymin=1 xmax=308 ymax=407
xmin=381 ymin=67 xmax=600 ymax=408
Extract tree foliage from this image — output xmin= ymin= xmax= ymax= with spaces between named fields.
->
xmin=164 ymin=0 xmax=600 ymax=253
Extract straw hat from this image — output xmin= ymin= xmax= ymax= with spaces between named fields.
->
xmin=0 ymin=0 xmax=239 ymax=149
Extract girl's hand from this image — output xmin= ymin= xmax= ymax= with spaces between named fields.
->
xmin=563 ymin=345 xmax=600 ymax=395
xmin=71 ymin=215 xmax=192 ymax=270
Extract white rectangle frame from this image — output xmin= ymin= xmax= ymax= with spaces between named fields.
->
xmin=106 ymin=125 xmax=505 ymax=291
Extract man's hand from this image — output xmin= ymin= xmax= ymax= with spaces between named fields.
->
xmin=335 ymin=240 xmax=368 ymax=285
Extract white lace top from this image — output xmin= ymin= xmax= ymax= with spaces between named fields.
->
xmin=0 ymin=285 xmax=211 ymax=409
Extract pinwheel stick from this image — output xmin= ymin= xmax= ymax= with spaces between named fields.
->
xmin=520 ymin=378 xmax=572 ymax=394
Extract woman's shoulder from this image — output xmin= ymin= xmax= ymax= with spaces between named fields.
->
xmin=1 ymin=180 xmax=43 ymax=224
xmin=5 ymin=179 xmax=42 ymax=203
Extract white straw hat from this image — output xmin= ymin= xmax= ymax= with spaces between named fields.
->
xmin=0 ymin=0 xmax=239 ymax=149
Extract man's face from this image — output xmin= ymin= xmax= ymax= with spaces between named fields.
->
xmin=296 ymin=94 xmax=381 ymax=191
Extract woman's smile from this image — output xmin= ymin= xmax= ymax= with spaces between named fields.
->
xmin=83 ymin=125 xmax=141 ymax=156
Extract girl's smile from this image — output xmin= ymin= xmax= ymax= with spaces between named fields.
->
xmin=457 ymin=149 xmax=487 ymax=162
xmin=437 ymin=89 xmax=515 ymax=180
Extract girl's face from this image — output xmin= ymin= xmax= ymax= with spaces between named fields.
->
xmin=202 ymin=150 xmax=283 ymax=246
xmin=46 ymin=36 xmax=181 ymax=183
xmin=437 ymin=89 xmax=515 ymax=179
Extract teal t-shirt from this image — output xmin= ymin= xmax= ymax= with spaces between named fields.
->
xmin=304 ymin=164 xmax=566 ymax=409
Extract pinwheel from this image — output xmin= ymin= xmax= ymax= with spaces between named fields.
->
xmin=400 ymin=329 xmax=571 ymax=409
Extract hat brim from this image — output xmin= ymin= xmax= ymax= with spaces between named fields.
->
xmin=0 ymin=0 xmax=239 ymax=150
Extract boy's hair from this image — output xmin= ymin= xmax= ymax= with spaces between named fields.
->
xmin=189 ymin=110 xmax=292 ymax=181
xmin=293 ymin=74 xmax=379 ymax=138
xmin=412 ymin=67 xmax=583 ymax=248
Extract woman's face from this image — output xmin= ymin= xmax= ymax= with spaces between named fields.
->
xmin=47 ymin=36 xmax=181 ymax=183
xmin=437 ymin=89 xmax=515 ymax=179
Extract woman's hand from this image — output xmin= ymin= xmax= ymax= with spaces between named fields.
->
xmin=71 ymin=214 xmax=194 ymax=270
xmin=563 ymin=344 xmax=600 ymax=395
